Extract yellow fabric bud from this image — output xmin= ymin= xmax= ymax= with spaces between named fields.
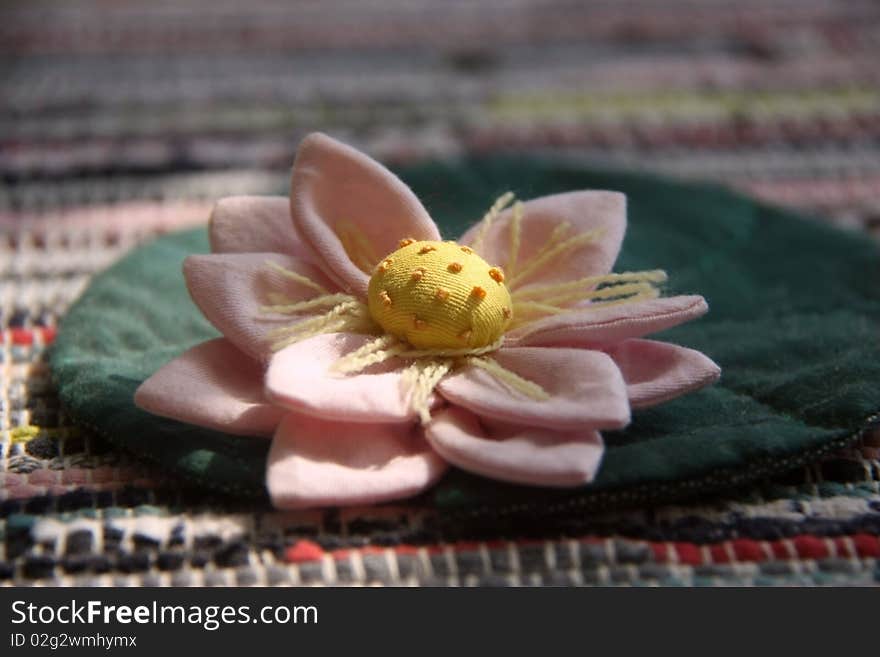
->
xmin=367 ymin=240 xmax=512 ymax=349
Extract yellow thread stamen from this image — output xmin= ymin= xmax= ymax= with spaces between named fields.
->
xmin=435 ymin=288 xmax=450 ymax=301
xmin=376 ymin=258 xmax=393 ymax=273
xmin=411 ymin=267 xmax=426 ymax=281
xmin=336 ymin=226 xmax=357 ymax=267
xmin=260 ymin=293 xmax=355 ymax=315
xmin=269 ymin=300 xmax=371 ymax=351
xmin=267 ymin=301 xmax=360 ymax=338
xmin=398 ymin=238 xmax=415 ymax=248
xmin=502 ymin=307 xmax=512 ymax=319
xmin=540 ymin=282 xmax=655 ymax=307
xmin=508 ymin=228 xmax=603 ymax=288
xmin=264 ymin=260 xmax=328 ymax=294
xmin=498 ymin=221 xmax=569 ymax=292
xmin=405 ymin=338 xmax=502 ymax=359
xmin=448 ymin=262 xmax=463 ymax=273
xmin=266 ymin=291 xmax=295 ymax=305
xmin=539 ymin=222 xmax=572 ymax=253
xmin=460 ymin=246 xmax=473 ymax=254
xmin=403 ymin=359 xmax=453 ymax=424
xmin=507 ymin=201 xmax=524 ymax=277
xmin=335 ymin=335 xmax=506 ymax=377
xmin=459 ymin=329 xmax=473 ymax=343
xmin=511 ymin=289 xmax=662 ymax=329
xmin=513 ymin=283 xmax=655 ymax=314
xmin=573 ymin=281 xmax=655 ymax=302
xmin=271 ymin=314 xmax=375 ymax=351
xmin=336 ymin=223 xmax=375 ymax=273
xmin=512 ymin=300 xmax=569 ymax=317
xmin=588 ymin=287 xmax=660 ymax=308
xmin=337 ymin=220 xmax=381 ymax=273
xmin=469 ymin=357 xmax=550 ymax=400
xmin=379 ymin=290 xmax=393 ymax=307
xmin=260 ymin=262 xmax=380 ymax=350
xmin=413 ymin=317 xmax=428 ymax=330
xmin=509 ymin=285 xmax=661 ymax=329
xmin=512 ymin=270 xmax=668 ymax=301
xmin=470 ymin=191 xmax=515 ymax=252
xmin=332 ymin=335 xmax=404 ymax=374
xmin=471 ymin=285 xmax=487 ymax=299
xmin=506 ymin=270 xmax=667 ymax=329
xmin=419 ymin=245 xmax=437 ymax=254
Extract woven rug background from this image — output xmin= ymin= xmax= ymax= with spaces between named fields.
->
xmin=2 ymin=0 xmax=879 ymax=586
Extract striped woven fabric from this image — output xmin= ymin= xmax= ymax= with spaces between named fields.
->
xmin=1 ymin=0 xmax=878 ymax=586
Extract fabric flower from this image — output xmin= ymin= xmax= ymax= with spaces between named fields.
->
xmin=135 ymin=132 xmax=720 ymax=509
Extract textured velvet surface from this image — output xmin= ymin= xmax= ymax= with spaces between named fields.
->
xmin=50 ymin=159 xmax=880 ymax=509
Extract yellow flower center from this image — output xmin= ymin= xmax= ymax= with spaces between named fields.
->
xmin=367 ymin=239 xmax=513 ymax=349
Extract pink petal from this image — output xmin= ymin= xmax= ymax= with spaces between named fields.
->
xmin=266 ymin=332 xmax=436 ymax=424
xmin=425 ymin=407 xmax=604 ymax=487
xmin=134 ymin=338 xmax=283 ymax=437
xmin=460 ymin=191 xmax=626 ymax=290
xmin=184 ymin=252 xmax=337 ymax=361
xmin=508 ymin=295 xmax=708 ymax=347
xmin=209 ymin=195 xmax=315 ymax=262
xmin=289 ymin=132 xmax=440 ymax=297
xmin=267 ymin=411 xmax=448 ymax=509
xmin=604 ymin=339 xmax=721 ymax=408
xmin=438 ymin=346 xmax=630 ymax=430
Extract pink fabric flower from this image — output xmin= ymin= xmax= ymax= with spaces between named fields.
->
xmin=135 ymin=133 xmax=720 ymax=509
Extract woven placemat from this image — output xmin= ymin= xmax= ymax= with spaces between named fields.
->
xmin=2 ymin=0 xmax=879 ymax=586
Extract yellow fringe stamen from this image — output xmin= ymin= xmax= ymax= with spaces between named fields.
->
xmin=332 ymin=335 xmax=408 ymax=374
xmin=510 ymin=282 xmax=662 ymax=328
xmin=402 ymin=359 xmax=454 ymax=424
xmin=264 ymin=260 xmax=328 ymax=294
xmin=468 ymin=357 xmax=550 ymax=401
xmin=512 ymin=300 xmax=570 ymax=317
xmin=506 ymin=200 xmax=524 ymax=278
xmin=532 ymin=221 xmax=571 ymax=257
xmin=586 ymin=287 xmax=661 ymax=308
xmin=508 ymin=228 xmax=603 ymax=288
xmin=391 ymin=338 xmax=504 ymax=360
xmin=334 ymin=336 xmax=506 ymax=375
xmin=269 ymin=300 xmax=372 ymax=351
xmin=336 ymin=220 xmax=382 ymax=273
xmin=261 ymin=293 xmax=355 ymax=315
xmin=330 ymin=332 xmax=524 ymax=424
xmin=340 ymin=232 xmax=374 ymax=273
xmin=470 ymin=191 xmax=515 ymax=252
xmin=510 ymin=299 xmax=658 ymax=329
xmin=512 ymin=270 xmax=668 ymax=301
xmin=541 ymin=281 xmax=659 ymax=307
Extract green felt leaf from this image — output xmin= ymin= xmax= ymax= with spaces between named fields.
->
xmin=50 ymin=159 xmax=880 ymax=512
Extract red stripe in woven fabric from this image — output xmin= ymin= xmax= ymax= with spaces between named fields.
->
xmin=771 ymin=541 xmax=792 ymax=560
xmin=674 ymin=542 xmax=703 ymax=566
xmin=7 ymin=327 xmax=56 ymax=346
xmin=284 ymin=540 xmax=324 ymax=564
xmin=283 ymin=533 xmax=880 ymax=565
xmin=792 ymin=535 xmax=829 ymax=560
xmin=732 ymin=538 xmax=767 ymax=562
xmin=710 ymin=544 xmax=733 ymax=564
xmin=851 ymin=534 xmax=880 ymax=558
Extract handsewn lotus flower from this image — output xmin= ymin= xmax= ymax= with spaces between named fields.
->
xmin=135 ymin=133 xmax=720 ymax=509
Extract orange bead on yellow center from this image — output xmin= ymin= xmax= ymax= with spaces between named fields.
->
xmin=367 ymin=239 xmax=513 ymax=349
